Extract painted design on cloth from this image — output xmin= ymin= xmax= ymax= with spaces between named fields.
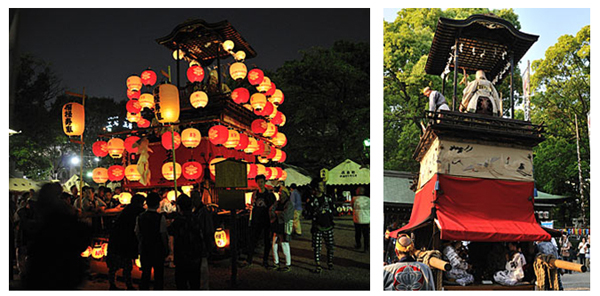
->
xmin=393 ymin=264 xmax=425 ymax=291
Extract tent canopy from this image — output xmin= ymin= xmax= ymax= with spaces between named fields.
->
xmin=392 ymin=174 xmax=550 ymax=242
xmin=280 ymin=167 xmax=312 ymax=187
xmin=326 ymin=159 xmax=370 ymax=186
xmin=9 ymin=178 xmax=41 ymax=192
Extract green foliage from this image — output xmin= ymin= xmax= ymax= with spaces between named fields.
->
xmin=274 ymin=40 xmax=370 ymax=175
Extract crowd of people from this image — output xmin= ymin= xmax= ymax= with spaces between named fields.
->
xmin=10 ymin=176 xmax=371 ymax=290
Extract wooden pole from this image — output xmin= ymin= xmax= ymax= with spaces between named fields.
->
xmin=549 ymin=258 xmax=587 ymax=273
xmin=171 ymin=125 xmax=177 ymax=199
xmin=79 ymin=87 xmax=86 ymax=210
xmin=510 ymin=52 xmax=515 ymax=119
xmin=452 ymin=38 xmax=459 ymax=111
xmin=414 ymin=250 xmax=452 ymax=271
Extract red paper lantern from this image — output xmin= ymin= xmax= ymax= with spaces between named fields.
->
xmin=126 ymin=99 xmax=142 ymax=114
xmin=236 ymin=133 xmax=249 ymax=151
xmin=231 ymin=88 xmax=250 ymax=104
xmin=182 ymin=161 xmax=203 ymax=180
xmin=208 ymin=125 xmax=229 ymax=146
xmin=223 ymin=129 xmax=240 ymax=149
xmin=264 ymin=167 xmax=273 ymax=180
xmin=181 ymin=128 xmax=201 ymax=148
xmin=253 ymin=140 xmax=265 ymax=156
xmin=161 ymin=131 xmax=181 ymax=150
xmin=137 ymin=118 xmax=150 ymax=128
xmin=255 ymin=101 xmax=274 ymax=117
xmin=279 ymin=151 xmax=287 ymax=163
xmin=251 ymin=119 xmax=268 ymax=135
xmin=274 ymin=167 xmax=284 ymax=180
xmin=247 ymin=163 xmax=257 ymax=179
xmin=92 ymin=168 xmax=109 ymax=184
xmin=244 ymin=138 xmax=259 ymax=154
xmin=141 ymin=69 xmax=157 ymax=86
xmin=265 ymin=82 xmax=276 ymax=97
xmin=267 ymin=147 xmax=277 ymax=159
xmin=187 ymin=65 xmax=205 ymax=83
xmin=263 ymin=122 xmax=278 ymax=138
xmin=271 ymin=111 xmax=284 ymax=126
xmin=248 ymin=68 xmax=264 ymax=85
xmin=272 ymin=132 xmax=287 ymax=147
xmin=108 ymin=165 xmax=125 ymax=181
xmin=92 ymin=141 xmax=108 ymax=157
xmin=124 ymin=136 xmax=140 ymax=154
xmin=269 ymin=89 xmax=285 ymax=105
xmin=127 ymin=89 xmax=141 ymax=100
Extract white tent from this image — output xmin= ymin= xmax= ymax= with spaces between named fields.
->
xmin=326 ymin=159 xmax=370 ymax=185
xmin=9 ymin=178 xmax=41 ymax=192
xmin=282 ymin=167 xmax=312 ymax=186
xmin=62 ymin=174 xmax=90 ymax=192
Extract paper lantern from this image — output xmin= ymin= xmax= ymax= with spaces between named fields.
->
xmin=265 ymin=82 xmax=276 ymax=97
xmin=267 ymin=147 xmax=278 ymax=159
xmin=257 ymin=77 xmax=272 ymax=93
xmin=161 ymin=131 xmax=181 ymax=150
xmin=271 ymin=111 xmax=285 ymax=126
xmin=141 ymin=69 xmax=157 ymax=86
xmin=92 ymin=141 xmax=108 ymax=157
xmin=253 ymin=140 xmax=265 ymax=156
xmin=267 ymin=104 xmax=278 ymax=119
xmin=92 ymin=168 xmax=109 ymax=184
xmin=137 ymin=118 xmax=150 ymax=128
xmin=162 ymin=162 xmax=182 ymax=181
xmin=223 ymin=129 xmax=240 ymax=149
xmin=155 ymin=83 xmax=180 ymax=124
xmin=126 ymin=75 xmax=142 ymax=91
xmin=166 ymin=190 xmax=180 ymax=202
xmin=244 ymin=138 xmax=258 ymax=154
xmin=209 ymin=125 xmax=229 ymax=146
xmin=279 ymin=170 xmax=288 ymax=181
xmin=234 ymin=50 xmax=246 ymax=61
xmin=263 ymin=122 xmax=278 ymax=138
xmin=272 ymin=149 xmax=283 ymax=162
xmin=222 ymin=40 xmax=235 ymax=51
xmin=251 ymin=119 xmax=268 ymax=135
xmin=247 ymin=163 xmax=257 ymax=179
xmin=91 ymin=244 xmax=105 ymax=260
xmin=182 ymin=161 xmax=203 ymax=180
xmin=269 ymin=89 xmax=285 ymax=105
xmin=125 ymin=165 xmax=141 ymax=181
xmin=190 ymin=91 xmax=208 ymax=108
xmin=258 ymin=156 xmax=270 ymax=164
xmin=127 ymin=89 xmax=141 ymax=100
xmin=107 ymin=138 xmax=125 ymax=158
xmin=248 ymin=68 xmax=264 ymax=85
xmin=236 ymin=133 xmax=249 ymax=151
xmin=255 ymin=101 xmax=274 ymax=117
xmin=124 ymin=136 xmax=140 ymax=154
xmin=118 ymin=192 xmax=132 ymax=205
xmin=108 ymin=165 xmax=125 ymax=181
xmin=209 ymin=157 xmax=226 ymax=177
xmin=272 ymin=132 xmax=287 ymax=147
xmin=214 ymin=228 xmax=230 ymax=248
xmin=181 ymin=128 xmax=201 ymax=148
xmin=279 ymin=113 xmax=287 ymax=127
xmin=250 ymin=93 xmax=267 ymax=111
xmin=279 ymin=151 xmax=287 ymax=163
xmin=231 ymin=87 xmax=250 ymax=104
xmin=267 ymin=167 xmax=278 ymax=180
xmin=62 ymin=102 xmax=85 ymax=136
xmin=139 ymin=93 xmax=154 ymax=109
xmin=229 ymin=62 xmax=247 ymax=80
xmin=274 ymin=167 xmax=284 ymax=180
xmin=172 ymin=49 xmax=185 ymax=60
xmin=256 ymin=164 xmax=266 ymax=177
xmin=187 ymin=65 xmax=205 ymax=83
xmin=126 ymin=112 xmax=141 ymax=123
xmin=126 ymin=99 xmax=142 ymax=114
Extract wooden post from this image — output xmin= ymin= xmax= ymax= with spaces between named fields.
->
xmin=549 ymin=258 xmax=587 ymax=273
xmin=452 ymin=38 xmax=459 ymax=111
xmin=414 ymin=250 xmax=451 ymax=271
xmin=510 ymin=52 xmax=514 ymax=119
xmin=79 ymin=88 xmax=86 ymax=210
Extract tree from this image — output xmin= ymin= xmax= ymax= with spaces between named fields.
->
xmin=273 ymin=40 xmax=370 ymax=175
xmin=530 ymin=25 xmax=590 ymax=226
xmin=384 ymin=8 xmax=523 ymax=172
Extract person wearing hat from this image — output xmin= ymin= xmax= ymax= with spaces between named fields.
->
xmin=460 ymin=69 xmax=502 ymax=116
xmin=422 ymin=87 xmax=450 ymax=112
xmin=383 ymin=234 xmax=436 ymax=290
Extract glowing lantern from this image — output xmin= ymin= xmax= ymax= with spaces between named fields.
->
xmin=255 ymin=101 xmax=274 ymax=117
xmin=141 ymin=69 xmax=157 ymax=86
xmin=231 ymin=87 xmax=250 ymax=104
xmin=223 ymin=129 xmax=240 ymax=149
xmin=272 ymin=149 xmax=283 ymax=162
xmin=162 ymin=162 xmax=182 ymax=181
xmin=166 ymin=190 xmax=180 ymax=202
xmin=189 ymin=60 xmax=200 ymax=67
xmin=92 ymin=141 xmax=108 ymax=157
xmin=135 ymin=256 xmax=141 ymax=268
xmin=209 ymin=157 xmax=226 ymax=177
xmin=263 ymin=122 xmax=278 ymax=138
xmin=190 ymin=91 xmax=209 ymax=108
xmin=257 ymin=77 xmax=272 ymax=93
xmin=265 ymin=82 xmax=276 ymax=97
xmin=124 ymin=136 xmax=140 ymax=154
xmin=107 ymin=138 xmax=125 ymax=158
xmin=62 ymin=103 xmax=85 ymax=136
xmin=91 ymin=244 xmax=104 ymax=260
xmin=127 ymin=89 xmax=141 ymax=100
xmin=161 ymin=131 xmax=181 ymax=150
xmin=155 ymin=83 xmax=180 ymax=124
xmin=256 ymin=164 xmax=266 ymax=177
xmin=253 ymin=141 xmax=265 ymax=156
xmin=269 ymin=89 xmax=285 ymax=105
xmin=173 ymin=49 xmax=185 ymax=60
xmin=247 ymin=163 xmax=257 ymax=179
xmin=137 ymin=118 xmax=150 ymax=128
xmin=234 ymin=50 xmax=246 ymax=61
xmin=274 ymin=167 xmax=284 ymax=180
xmin=214 ymin=228 xmax=230 ymax=248
xmin=258 ymin=156 xmax=269 ymax=164
xmin=182 ymin=161 xmax=203 ymax=180
xmin=187 ymin=65 xmax=205 ymax=83
xmin=248 ymin=68 xmax=264 ymax=85
xmin=267 ymin=104 xmax=279 ymax=119
xmin=81 ymin=246 xmax=92 ymax=258
xmin=279 ymin=151 xmax=287 ymax=163
xmin=236 ymin=133 xmax=249 ymax=151
xmin=125 ymin=165 xmax=141 ymax=181
xmin=279 ymin=170 xmax=288 ymax=181
xmin=272 ymin=111 xmax=285 ymax=126
xmin=229 ymin=62 xmax=247 ymax=80
xmin=92 ymin=168 xmax=109 ymax=184
xmin=267 ymin=147 xmax=278 ymax=159
xmin=267 ymin=167 xmax=278 ymax=180
xmin=250 ymin=93 xmax=267 ymax=111
xmin=181 ymin=128 xmax=201 ymax=148
xmin=126 ymin=75 xmax=142 ymax=91
xmin=126 ymin=100 xmax=142 ymax=114
xmin=222 ymin=40 xmax=235 ymax=51
xmin=208 ymin=125 xmax=230 ymax=146
xmin=127 ymin=112 xmax=141 ymax=123
xmin=279 ymin=113 xmax=287 ymax=127
xmin=108 ymin=165 xmax=125 ymax=182
xmin=102 ymin=243 xmax=109 ymax=257
xmin=119 ymin=192 xmax=132 ymax=205
xmin=251 ymin=119 xmax=268 ymax=135
xmin=139 ymin=93 xmax=154 ymax=109
xmin=272 ymin=132 xmax=287 ymax=147
xmin=244 ymin=138 xmax=259 ymax=154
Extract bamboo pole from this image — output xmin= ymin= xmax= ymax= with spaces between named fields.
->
xmin=549 ymin=258 xmax=587 ymax=273
xmin=414 ymin=250 xmax=452 ymax=271
xmin=79 ymin=87 xmax=86 ymax=210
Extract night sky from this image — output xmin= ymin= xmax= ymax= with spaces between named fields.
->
xmin=12 ymin=8 xmax=370 ymax=102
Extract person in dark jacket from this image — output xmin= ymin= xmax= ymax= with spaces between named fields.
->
xmin=270 ymin=186 xmax=294 ymax=271
xmin=191 ymin=190 xmax=214 ymax=289
xmin=306 ymin=178 xmax=337 ymax=273
xmin=242 ymin=174 xmax=276 ymax=268
xmin=106 ymin=194 xmax=145 ymax=290
xmin=135 ymin=192 xmax=168 ymax=290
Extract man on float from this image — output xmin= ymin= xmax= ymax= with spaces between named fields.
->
xmin=422 ymin=87 xmax=450 ymax=112
xmin=460 ymin=69 xmax=502 ymax=116
xmin=383 ymin=234 xmax=436 ymax=291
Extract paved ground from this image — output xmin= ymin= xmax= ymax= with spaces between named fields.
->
xmin=10 ymin=216 xmax=370 ymax=290
xmin=561 ymin=270 xmax=590 ymax=291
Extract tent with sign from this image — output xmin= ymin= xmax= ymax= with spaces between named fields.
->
xmin=9 ymin=178 xmax=42 ymax=192
xmin=325 ymin=159 xmax=370 ymax=185
xmin=62 ymin=174 xmax=90 ymax=192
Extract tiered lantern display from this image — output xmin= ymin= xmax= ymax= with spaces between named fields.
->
xmin=162 ymin=162 xmax=182 ymax=181
xmin=107 ymin=138 xmax=125 ymax=158
xmin=62 ymin=103 xmax=85 ymax=136
xmin=181 ymin=128 xmax=201 ymax=148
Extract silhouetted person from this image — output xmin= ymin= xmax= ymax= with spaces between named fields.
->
xmin=135 ymin=192 xmax=168 ymax=290
xmin=242 ymin=174 xmax=276 ymax=268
